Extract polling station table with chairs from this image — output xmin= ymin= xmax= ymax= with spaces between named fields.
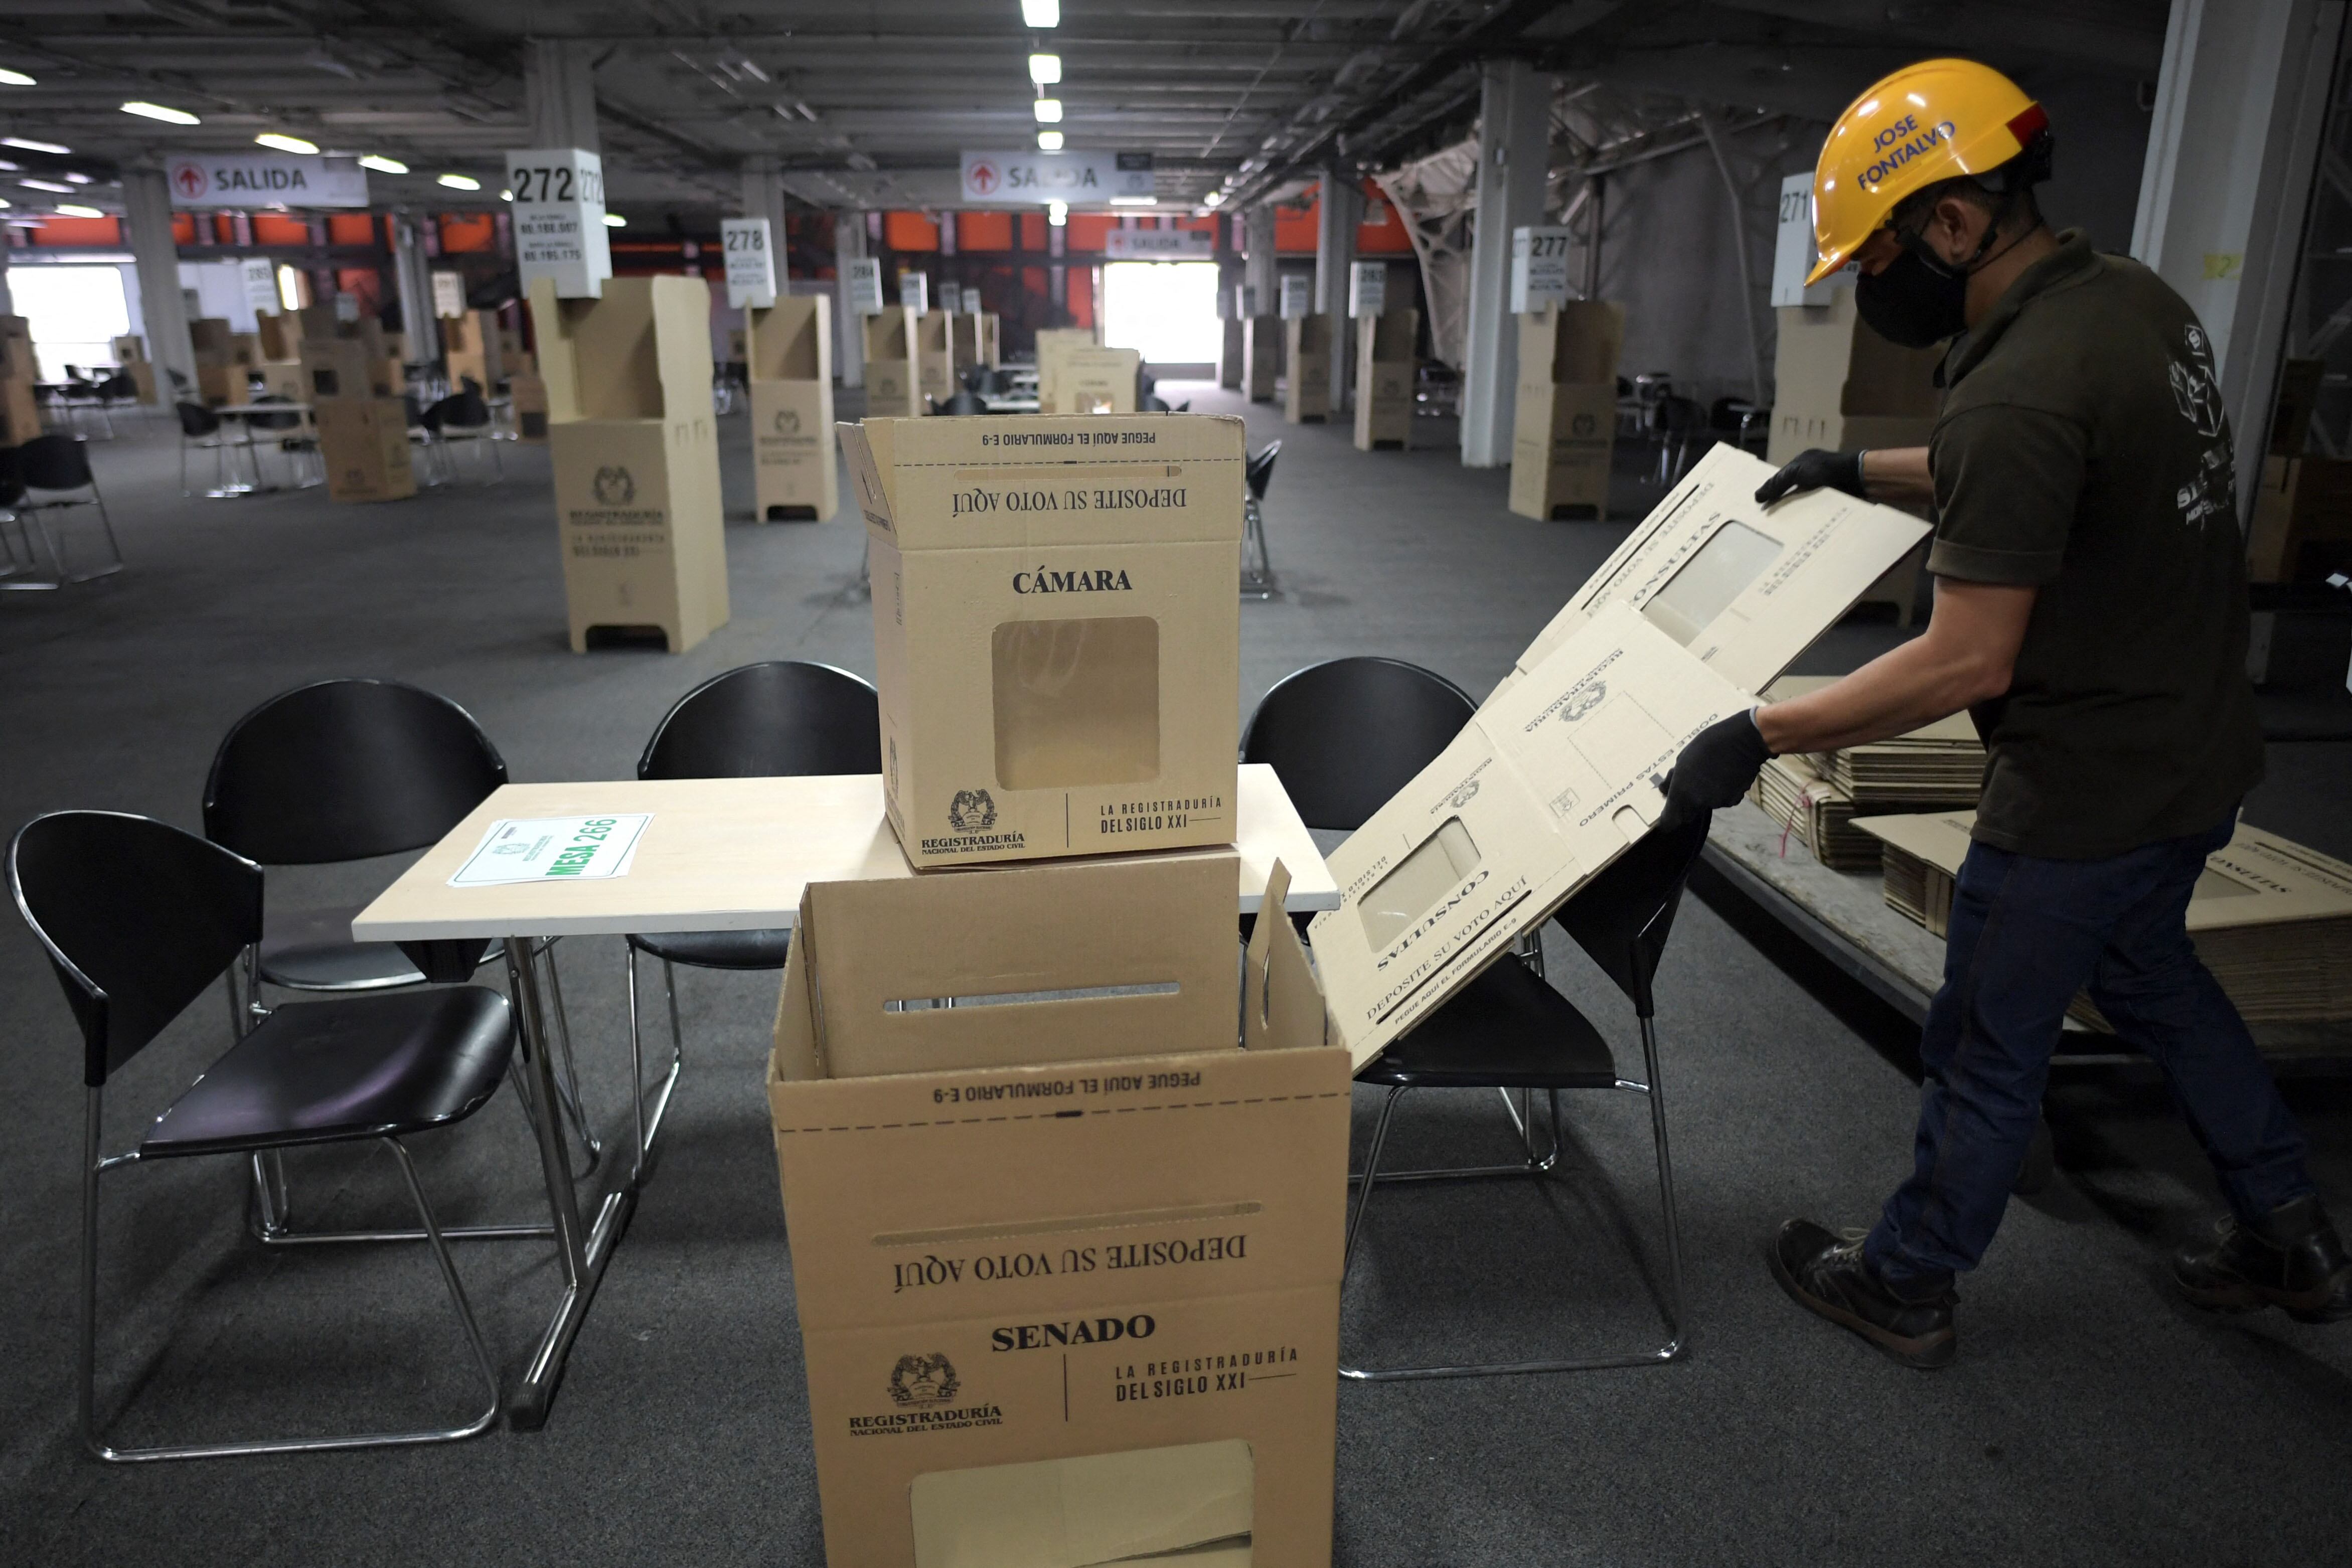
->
xmin=12 ymin=417 xmax=1943 ymax=1564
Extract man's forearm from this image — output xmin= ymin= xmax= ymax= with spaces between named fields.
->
xmin=1861 ymin=447 xmax=1934 ymax=506
xmin=1755 ymin=637 xmax=1995 ymax=755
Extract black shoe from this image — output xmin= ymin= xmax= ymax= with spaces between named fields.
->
xmin=2172 ymin=1195 xmax=2352 ymax=1324
xmin=1768 ymin=1218 xmax=1958 ymax=1369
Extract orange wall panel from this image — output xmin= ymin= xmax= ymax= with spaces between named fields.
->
xmin=252 ymin=214 xmax=312 ymax=247
xmin=957 ymin=210 xmax=1014 ymax=251
xmin=1020 ymin=212 xmax=1048 ymax=250
xmin=33 ymin=216 xmax=122 ymax=247
xmin=326 ymin=214 xmax=378 ymax=246
xmin=884 ymin=210 xmax=940 ymax=251
xmin=438 ymin=214 xmax=497 ymax=253
xmin=1066 ymin=213 xmax=1116 ymax=253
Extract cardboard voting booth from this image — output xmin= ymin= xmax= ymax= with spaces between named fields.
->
xmin=1509 ymin=301 xmax=1622 ymax=521
xmin=533 ymin=274 xmax=729 ymax=655
xmin=314 ymin=396 xmax=417 ymax=503
xmin=1219 ymin=316 xmax=1245 ymax=391
xmin=443 ymin=308 xmax=504 ymax=391
xmin=1241 ymin=318 xmax=1280 ymax=403
xmin=1314 ymin=446 xmax=1932 ymax=1069
xmin=917 ymin=309 xmax=957 ymax=410
xmin=1058 ymin=348 xmax=1142 ymax=415
xmin=841 ymin=413 xmax=1246 ymax=868
xmin=867 ymin=307 xmax=925 ymax=419
xmin=1765 ymin=285 xmax=1943 ymax=465
xmin=748 ymin=295 xmax=838 ymax=521
xmin=768 ymin=853 xmax=1347 ymax=1568
xmin=950 ymin=311 xmax=1000 ymax=374
xmin=1282 ymin=316 xmax=1333 ymax=424
xmin=1034 ymin=329 xmax=1101 ymax=415
xmin=1354 ymin=309 xmax=1417 ymax=450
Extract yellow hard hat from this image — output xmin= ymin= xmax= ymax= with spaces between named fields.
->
xmin=1807 ymin=58 xmax=2049 ymax=284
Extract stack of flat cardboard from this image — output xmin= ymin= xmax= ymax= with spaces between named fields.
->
xmin=746 ymin=294 xmax=836 ymax=521
xmin=1854 ymin=810 xmax=2352 ymax=1026
xmin=530 ymin=273 xmax=728 ymax=653
xmin=1742 ymin=675 xmax=1985 ymax=870
xmin=1509 ymin=301 xmax=1623 ymax=521
xmin=1309 ymin=444 xmax=1933 ymax=1066
xmin=1283 ymin=315 xmax=1333 ymax=423
xmin=1353 ymin=308 xmax=1416 ymax=450
xmin=783 ymin=411 xmax=1345 ymax=1565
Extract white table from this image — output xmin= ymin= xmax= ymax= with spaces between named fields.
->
xmin=350 ymin=763 xmax=1335 ymax=1427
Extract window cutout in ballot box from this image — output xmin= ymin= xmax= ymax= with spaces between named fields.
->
xmin=1641 ymin=519 xmax=1783 ymax=646
xmin=991 ymin=616 xmax=1161 ymax=790
xmin=1358 ymin=817 xmax=1481 ymax=951
xmin=910 ymin=1438 xmax=1253 ymax=1568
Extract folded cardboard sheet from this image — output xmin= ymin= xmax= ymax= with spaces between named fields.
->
xmin=1310 ymin=602 xmax=1750 ymax=1068
xmin=1498 ymin=445 xmax=1931 ymax=701
xmin=1853 ymin=811 xmax=2352 ymax=1025
xmin=1749 ymin=752 xmax=1880 ymax=871
xmin=1745 ymin=677 xmax=1984 ymax=868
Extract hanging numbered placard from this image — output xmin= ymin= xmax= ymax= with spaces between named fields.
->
xmin=721 ymin=216 xmax=778 ymax=309
xmin=505 ymin=147 xmax=611 ymax=299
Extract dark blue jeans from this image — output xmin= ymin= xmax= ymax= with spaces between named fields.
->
xmin=1864 ymin=811 xmax=2315 ymax=1298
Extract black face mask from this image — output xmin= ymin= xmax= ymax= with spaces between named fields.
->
xmin=1854 ymin=238 xmax=1968 ymax=349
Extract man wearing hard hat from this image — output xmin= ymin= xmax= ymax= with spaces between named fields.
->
xmin=1659 ymin=58 xmax=2347 ymax=1367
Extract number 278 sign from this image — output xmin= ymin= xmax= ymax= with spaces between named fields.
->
xmin=505 ymin=147 xmax=611 ymax=299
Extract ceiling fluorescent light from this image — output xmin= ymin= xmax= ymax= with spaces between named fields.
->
xmin=1036 ymin=130 xmax=1063 ymax=151
xmin=1110 ymin=195 xmax=1157 ymax=206
xmin=56 ymin=203 xmax=102 ymax=219
xmin=1029 ymin=53 xmax=1061 ymax=85
xmin=1032 ymin=98 xmax=1061 ymax=123
xmin=255 ymin=132 xmax=319 ymax=155
xmin=119 ymin=102 xmax=198 ymax=126
xmin=358 ymin=153 xmax=407 ymax=174
xmin=603 ymin=212 xmax=626 ymax=227
xmin=4 ymin=135 xmax=69 ymax=152
xmin=62 ymin=171 xmax=87 ymax=183
xmin=436 ymin=172 xmax=481 ymax=190
xmin=1022 ymin=0 xmax=1059 ymax=26
xmin=21 ymin=178 xmax=70 ymax=193
xmin=1047 ymin=200 xmax=1067 ymax=226
xmin=1203 ymin=191 xmax=1223 ymax=206
xmin=0 ymin=69 xmax=34 ymax=88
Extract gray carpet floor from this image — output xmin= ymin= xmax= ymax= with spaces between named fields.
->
xmin=2 ymin=388 xmax=2347 ymax=1565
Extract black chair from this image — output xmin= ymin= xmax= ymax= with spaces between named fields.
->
xmin=177 ymin=399 xmax=259 ymax=498
xmin=1646 ymin=393 xmax=1704 ymax=486
xmin=1709 ymin=394 xmax=1766 ymax=454
xmin=0 ymin=446 xmax=56 ymax=590
xmin=1242 ymin=656 xmax=1476 ymax=832
xmin=10 ymin=811 xmax=508 ymax=1461
xmin=1240 ymin=439 xmax=1282 ymax=599
xmin=937 ymin=389 xmax=990 ymax=416
xmin=425 ymin=388 xmax=501 ymax=482
xmin=623 ymin=662 xmax=881 ymax=1174
xmin=1340 ymin=813 xmax=1705 ymax=1380
xmin=1139 ymin=393 xmax=1172 ymax=412
xmin=14 ymin=434 xmax=123 ymax=581
xmin=245 ymin=393 xmax=318 ymax=488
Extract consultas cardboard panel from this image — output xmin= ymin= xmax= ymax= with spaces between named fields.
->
xmin=768 ymin=858 xmax=1344 ymax=1568
xmin=843 ymin=413 xmax=1245 ymax=867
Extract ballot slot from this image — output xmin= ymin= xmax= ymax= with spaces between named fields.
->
xmin=910 ymin=1440 xmax=1256 ymax=1568
xmin=992 ymin=616 xmax=1163 ymax=790
xmin=884 ymin=981 xmax=1182 ymax=1013
xmin=874 ymin=1201 xmax=1266 ymax=1251
xmin=1356 ymin=817 xmax=1481 ymax=952
xmin=1639 ymin=518 xmax=1782 ymax=645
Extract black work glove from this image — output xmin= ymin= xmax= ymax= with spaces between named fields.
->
xmin=1755 ymin=448 xmax=1865 ymax=506
xmin=1657 ymin=709 xmax=1772 ymax=832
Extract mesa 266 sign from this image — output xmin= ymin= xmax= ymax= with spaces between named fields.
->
xmin=960 ymin=150 xmax=1153 ymax=205
xmin=167 ymin=154 xmax=370 ymax=209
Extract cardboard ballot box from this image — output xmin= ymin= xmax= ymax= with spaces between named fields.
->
xmin=298 ymin=335 xmax=397 ymax=400
xmin=1765 ymin=285 xmax=1942 ymax=466
xmin=254 ymin=313 xmax=299 ymax=363
xmin=314 ymin=396 xmax=417 ymax=503
xmin=1283 ymin=316 xmax=1333 ymax=424
xmin=748 ymin=295 xmax=838 ymax=521
xmin=1241 ymin=317 xmax=1281 ymax=403
xmin=534 ymin=274 xmax=729 ymax=654
xmin=1059 ymin=347 xmax=1141 ymax=415
xmin=917 ymin=308 xmax=956 ymax=409
xmin=1313 ymin=446 xmax=1932 ymax=1069
xmin=842 ymin=413 xmax=1246 ymax=868
xmin=866 ymin=307 xmax=925 ymax=418
xmin=189 ymin=318 xmax=235 ymax=365
xmin=256 ymin=360 xmax=305 ymax=404
xmin=1509 ymin=301 xmax=1623 ymax=521
xmin=1354 ymin=309 xmax=1417 ymax=450
xmin=1034 ymin=328 xmax=1101 ymax=414
xmin=768 ymin=854 xmax=1347 ymax=1568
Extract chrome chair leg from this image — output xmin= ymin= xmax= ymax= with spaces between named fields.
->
xmin=621 ymin=946 xmax=687 ymax=1184
xmin=82 ymin=1093 xmax=503 ymax=1462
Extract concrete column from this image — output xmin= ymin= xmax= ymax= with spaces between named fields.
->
xmin=525 ymin=39 xmax=601 ymax=151
xmin=1243 ymin=206 xmax=1278 ymax=316
xmin=740 ymin=155 xmax=789 ymax=253
xmin=1315 ymin=167 xmax=1361 ymax=410
xmin=390 ymin=214 xmax=440 ymax=366
xmin=2133 ymin=0 xmax=2345 ymax=509
xmin=834 ymin=208 xmax=866 ymax=388
xmin=122 ymin=167 xmax=196 ymax=395
xmin=1459 ymin=59 xmax=1549 ymax=468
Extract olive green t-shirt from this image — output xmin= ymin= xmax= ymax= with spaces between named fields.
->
xmin=1927 ymin=230 xmax=2263 ymax=859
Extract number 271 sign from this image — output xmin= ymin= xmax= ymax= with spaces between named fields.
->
xmin=505 ymin=147 xmax=611 ymax=299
